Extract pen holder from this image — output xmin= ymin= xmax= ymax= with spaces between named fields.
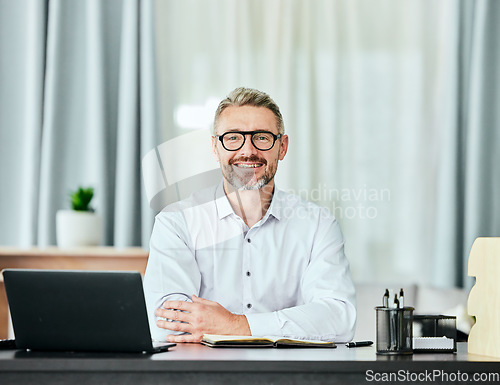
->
xmin=375 ymin=306 xmax=414 ymax=355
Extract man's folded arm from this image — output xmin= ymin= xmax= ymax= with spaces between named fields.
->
xmin=245 ymin=297 xmax=356 ymax=342
xmin=143 ymin=212 xmax=201 ymax=341
xmin=246 ymin=217 xmax=357 ymax=343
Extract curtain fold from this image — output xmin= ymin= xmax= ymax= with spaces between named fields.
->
xmin=434 ymin=0 xmax=500 ymax=289
xmin=18 ymin=0 xmax=47 ymax=247
xmin=462 ymin=0 xmax=500 ymax=287
xmin=114 ymin=0 xmax=140 ymax=246
xmin=139 ymin=0 xmax=163 ymax=247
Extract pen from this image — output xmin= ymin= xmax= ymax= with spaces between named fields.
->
xmin=393 ymin=294 xmax=399 ymax=308
xmin=383 ymin=289 xmax=389 ymax=308
xmin=346 ymin=341 xmax=373 ymax=348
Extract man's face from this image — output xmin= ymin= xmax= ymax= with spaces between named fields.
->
xmin=212 ymin=105 xmax=288 ymax=191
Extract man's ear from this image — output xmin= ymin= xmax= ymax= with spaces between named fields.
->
xmin=278 ymin=134 xmax=289 ymax=161
xmin=211 ymin=136 xmax=220 ymax=163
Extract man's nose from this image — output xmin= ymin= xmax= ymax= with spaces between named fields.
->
xmin=238 ymin=134 xmax=259 ymax=155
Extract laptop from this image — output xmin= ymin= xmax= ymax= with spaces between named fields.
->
xmin=2 ymin=269 xmax=175 ymax=353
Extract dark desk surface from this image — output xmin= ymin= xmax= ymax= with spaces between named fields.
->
xmin=1 ymin=342 xmax=499 ymax=385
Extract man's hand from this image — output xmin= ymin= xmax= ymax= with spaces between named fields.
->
xmin=155 ymin=295 xmax=251 ymax=343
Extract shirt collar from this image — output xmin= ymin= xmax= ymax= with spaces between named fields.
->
xmin=215 ymin=181 xmax=233 ymax=220
xmin=266 ymin=187 xmax=282 ymax=221
xmin=214 ymin=180 xmax=282 ymax=222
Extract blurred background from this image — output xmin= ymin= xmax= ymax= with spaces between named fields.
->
xmin=0 ymin=0 xmax=499 ymax=289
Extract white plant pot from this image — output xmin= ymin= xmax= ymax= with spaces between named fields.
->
xmin=56 ymin=210 xmax=102 ymax=248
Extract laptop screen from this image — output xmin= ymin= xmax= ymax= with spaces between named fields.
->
xmin=3 ymin=269 xmax=163 ymax=353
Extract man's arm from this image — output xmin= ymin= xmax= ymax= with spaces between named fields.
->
xmin=144 ymin=212 xmax=249 ymax=342
xmin=143 ymin=212 xmax=201 ymax=341
xmin=245 ymin=216 xmax=356 ymax=342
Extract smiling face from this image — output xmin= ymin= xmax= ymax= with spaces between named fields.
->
xmin=212 ymin=105 xmax=288 ymax=191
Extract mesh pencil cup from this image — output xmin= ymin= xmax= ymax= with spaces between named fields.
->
xmin=375 ymin=306 xmax=414 ymax=355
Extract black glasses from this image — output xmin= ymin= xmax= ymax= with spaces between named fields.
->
xmin=216 ymin=131 xmax=282 ymax=151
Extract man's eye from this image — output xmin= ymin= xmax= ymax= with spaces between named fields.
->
xmin=227 ymin=136 xmax=239 ymax=141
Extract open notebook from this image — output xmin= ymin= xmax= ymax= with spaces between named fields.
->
xmin=202 ymin=334 xmax=336 ymax=348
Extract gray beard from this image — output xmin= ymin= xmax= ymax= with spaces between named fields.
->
xmin=222 ymin=164 xmax=274 ymax=191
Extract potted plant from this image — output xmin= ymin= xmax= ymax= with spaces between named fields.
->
xmin=56 ymin=187 xmax=102 ymax=247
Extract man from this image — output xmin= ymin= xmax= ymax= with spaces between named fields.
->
xmin=144 ymin=87 xmax=356 ymax=343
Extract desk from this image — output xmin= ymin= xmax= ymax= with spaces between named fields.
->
xmin=0 ymin=343 xmax=499 ymax=384
xmin=0 ymin=247 xmax=149 ymax=339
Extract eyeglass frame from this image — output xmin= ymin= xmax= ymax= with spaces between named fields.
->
xmin=215 ymin=130 xmax=283 ymax=151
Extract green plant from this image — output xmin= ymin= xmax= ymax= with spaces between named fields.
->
xmin=70 ymin=187 xmax=95 ymax=212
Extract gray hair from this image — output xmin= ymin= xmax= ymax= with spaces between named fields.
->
xmin=213 ymin=87 xmax=284 ymax=135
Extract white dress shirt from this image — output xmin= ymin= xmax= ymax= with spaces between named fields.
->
xmin=144 ymin=181 xmax=356 ymax=342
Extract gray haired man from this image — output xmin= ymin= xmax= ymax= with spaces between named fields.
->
xmin=144 ymin=87 xmax=356 ymax=343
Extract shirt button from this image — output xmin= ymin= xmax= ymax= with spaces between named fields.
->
xmin=247 ymin=303 xmax=252 ymax=309
xmin=247 ymin=238 xmax=251 ymax=243
xmin=246 ymin=271 xmax=251 ymax=277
